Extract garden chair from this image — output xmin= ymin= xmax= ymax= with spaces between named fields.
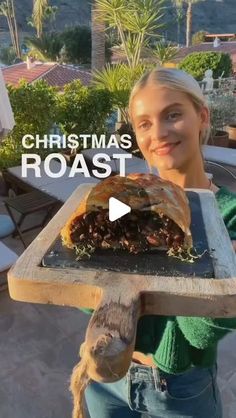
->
xmin=203 ymin=145 xmax=236 ymax=192
xmin=0 ymin=214 xmax=15 ymax=239
xmin=0 ymin=241 xmax=18 ymax=291
xmin=203 ymin=145 xmax=236 ymax=167
xmin=0 ymin=213 xmax=17 ymax=288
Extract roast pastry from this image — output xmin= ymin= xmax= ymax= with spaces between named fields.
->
xmin=61 ymin=174 xmax=193 ymax=255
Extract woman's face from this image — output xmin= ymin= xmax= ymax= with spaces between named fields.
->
xmin=130 ymin=84 xmax=209 ymax=172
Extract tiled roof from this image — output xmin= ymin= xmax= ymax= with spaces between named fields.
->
xmin=205 ymin=34 xmax=236 ymax=38
xmin=41 ymin=64 xmax=92 ymax=87
xmin=2 ymin=62 xmax=92 ymax=87
xmin=2 ymin=62 xmax=56 ymax=86
xmin=111 ymin=42 xmax=236 ymax=68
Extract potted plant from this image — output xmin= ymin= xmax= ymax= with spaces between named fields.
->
xmin=226 ymin=122 xmax=236 ymax=148
xmin=208 ymin=106 xmax=229 ymax=148
xmin=210 ymin=129 xmax=229 ymax=147
xmin=223 ymin=93 xmax=236 ymax=148
xmin=207 ymin=91 xmax=236 ymax=147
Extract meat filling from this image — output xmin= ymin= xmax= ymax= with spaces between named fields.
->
xmin=69 ymin=209 xmax=184 ymax=254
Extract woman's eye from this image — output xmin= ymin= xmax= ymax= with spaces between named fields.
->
xmin=138 ymin=121 xmax=151 ymax=130
xmin=166 ymin=112 xmax=181 ymax=121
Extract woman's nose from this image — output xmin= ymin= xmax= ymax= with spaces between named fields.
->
xmin=151 ymin=121 xmax=168 ymax=140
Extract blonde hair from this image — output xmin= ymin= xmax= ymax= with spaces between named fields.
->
xmin=129 ymin=68 xmax=211 ymax=145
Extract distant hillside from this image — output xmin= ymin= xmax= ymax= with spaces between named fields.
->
xmin=0 ymin=0 xmax=236 ymax=44
xmin=0 ymin=0 xmax=91 ymax=33
xmin=166 ymin=0 xmax=236 ymax=43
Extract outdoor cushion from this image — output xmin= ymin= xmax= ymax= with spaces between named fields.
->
xmin=0 ymin=241 xmax=18 ymax=272
xmin=203 ymin=145 xmax=236 ymax=166
xmin=81 ymin=147 xmax=157 ymax=174
xmin=0 ymin=214 xmax=15 ymax=238
xmin=39 ymin=175 xmax=99 ymax=203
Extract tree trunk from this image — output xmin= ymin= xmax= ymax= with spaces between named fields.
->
xmin=11 ymin=0 xmax=21 ymax=58
xmin=177 ymin=19 xmax=180 ymax=45
xmin=91 ymin=1 xmax=105 ymax=72
xmin=176 ymin=7 xmax=182 ymax=46
xmin=186 ymin=3 xmax=192 ymax=47
xmin=5 ymin=0 xmax=21 ymax=58
xmin=6 ymin=13 xmax=16 ymax=52
xmin=6 ymin=0 xmax=16 ymax=51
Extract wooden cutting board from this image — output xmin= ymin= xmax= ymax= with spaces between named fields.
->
xmin=8 ymin=183 xmax=236 ymax=382
xmin=42 ymin=191 xmax=213 ymax=278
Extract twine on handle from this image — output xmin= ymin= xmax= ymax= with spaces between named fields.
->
xmin=70 ymin=343 xmax=91 ymax=418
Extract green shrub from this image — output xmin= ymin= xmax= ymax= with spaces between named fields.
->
xmin=60 ymin=26 xmax=111 ymax=64
xmin=0 ymin=80 xmax=57 ymax=170
xmin=0 ymin=79 xmax=114 ymax=170
xmin=192 ymin=31 xmax=208 ymax=46
xmin=57 ymin=80 xmax=113 ymax=145
xmin=179 ymin=52 xmax=233 ymax=80
xmin=60 ymin=26 xmax=91 ymax=64
xmin=25 ymin=33 xmax=63 ymax=61
xmin=26 ymin=26 xmax=111 ymax=65
xmin=0 ymin=46 xmax=17 ymax=65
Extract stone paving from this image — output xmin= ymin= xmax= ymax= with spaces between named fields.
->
xmin=0 ymin=196 xmax=89 ymax=418
xmin=1 ymin=166 xmax=236 ymax=417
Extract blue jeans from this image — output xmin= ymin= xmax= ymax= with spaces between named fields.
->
xmin=85 ymin=362 xmax=222 ymax=418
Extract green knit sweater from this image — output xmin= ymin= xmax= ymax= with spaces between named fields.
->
xmin=82 ymin=187 xmax=236 ymax=374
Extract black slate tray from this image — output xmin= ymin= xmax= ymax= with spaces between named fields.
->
xmin=42 ymin=192 xmax=214 ymax=278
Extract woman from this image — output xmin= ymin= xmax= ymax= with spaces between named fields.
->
xmin=84 ymin=68 xmax=236 ymax=417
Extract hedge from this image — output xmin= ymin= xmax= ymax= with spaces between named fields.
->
xmin=179 ymin=51 xmax=233 ymax=80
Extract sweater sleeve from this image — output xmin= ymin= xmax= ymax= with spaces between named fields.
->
xmin=80 ymin=308 xmax=94 ymax=315
xmin=215 ymin=187 xmax=236 ymax=239
xmin=176 ymin=188 xmax=236 ymax=349
xmin=177 ymin=316 xmax=236 ymax=349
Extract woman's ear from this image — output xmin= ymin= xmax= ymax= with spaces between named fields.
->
xmin=200 ymin=106 xmax=210 ymax=128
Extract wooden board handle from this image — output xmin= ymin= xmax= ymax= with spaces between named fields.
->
xmin=82 ymin=289 xmax=141 ymax=382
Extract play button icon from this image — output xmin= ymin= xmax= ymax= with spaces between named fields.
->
xmin=109 ymin=197 xmax=131 ymax=222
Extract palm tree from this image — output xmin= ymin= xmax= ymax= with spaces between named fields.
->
xmin=32 ymin=0 xmax=49 ymax=38
xmin=172 ymin=0 xmax=184 ymax=45
xmin=93 ymin=62 xmax=150 ymax=122
xmin=185 ymin=0 xmax=202 ymax=47
xmin=0 ymin=2 xmax=15 ymax=50
xmin=0 ymin=0 xmax=21 ymax=58
xmin=91 ymin=1 xmax=105 ymax=71
xmin=10 ymin=0 xmax=20 ymax=57
xmin=152 ymin=40 xmax=179 ymax=66
xmin=95 ymin=0 xmax=165 ymax=69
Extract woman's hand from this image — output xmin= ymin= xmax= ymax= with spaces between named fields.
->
xmin=132 ymin=351 xmax=156 ymax=366
xmin=232 ymin=240 xmax=236 ymax=252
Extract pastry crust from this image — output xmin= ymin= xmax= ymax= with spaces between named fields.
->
xmin=61 ymin=174 xmax=193 ymax=251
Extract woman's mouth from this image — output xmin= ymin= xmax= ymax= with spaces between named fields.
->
xmin=153 ymin=141 xmax=181 ymax=156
